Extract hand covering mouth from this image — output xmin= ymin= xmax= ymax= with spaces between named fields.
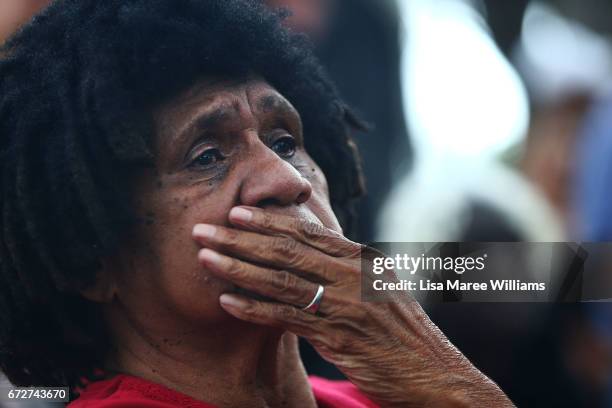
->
xmin=225 ymin=210 xmax=326 ymax=302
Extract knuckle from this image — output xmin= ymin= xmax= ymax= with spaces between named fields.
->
xmin=260 ymin=212 xmax=274 ymax=230
xmin=277 ymin=305 xmax=298 ymax=321
xmin=300 ymin=220 xmax=327 ymax=240
xmin=320 ymin=259 xmax=340 ymax=281
xmin=221 ymin=228 xmax=241 ymax=250
xmin=269 ymin=271 xmax=298 ymax=296
xmin=242 ymin=302 xmax=258 ymax=316
xmin=273 ymin=237 xmax=299 ymax=257
xmin=300 ymin=221 xmax=360 ymax=256
xmin=225 ymin=257 xmax=245 ymax=277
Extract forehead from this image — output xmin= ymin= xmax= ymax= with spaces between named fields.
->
xmin=154 ymin=77 xmax=297 ymax=134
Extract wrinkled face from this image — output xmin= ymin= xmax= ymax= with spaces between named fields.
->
xmin=107 ymin=78 xmax=341 ymax=330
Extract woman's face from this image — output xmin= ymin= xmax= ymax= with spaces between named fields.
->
xmin=105 ymin=78 xmax=342 ymax=330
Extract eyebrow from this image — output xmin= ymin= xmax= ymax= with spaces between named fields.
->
xmin=172 ymin=94 xmax=300 ymax=146
xmin=172 ymin=103 xmax=238 ymax=146
xmin=258 ymin=94 xmax=296 ymax=114
xmin=257 ymin=95 xmax=303 ymax=137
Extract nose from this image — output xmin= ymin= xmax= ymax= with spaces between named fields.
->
xmin=240 ymin=145 xmax=312 ymax=208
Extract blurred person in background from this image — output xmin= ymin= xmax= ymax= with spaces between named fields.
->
xmin=571 ymin=94 xmax=612 ymax=407
xmin=551 ymin=0 xmax=612 ymax=37
xmin=514 ymin=1 xmax=612 ymax=230
xmin=573 ymin=97 xmax=612 ymax=242
xmin=508 ymin=92 xmax=612 ymax=408
xmin=493 ymin=3 xmax=612 ymax=406
xmin=380 ymin=1 xmax=612 ymax=407
xmin=378 ymin=0 xmax=561 ymax=393
xmin=0 ymin=0 xmax=50 ymax=43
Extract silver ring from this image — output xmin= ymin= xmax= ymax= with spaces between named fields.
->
xmin=301 ymin=284 xmax=324 ymax=314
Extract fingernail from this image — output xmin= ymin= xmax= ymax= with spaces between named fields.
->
xmin=220 ymin=294 xmax=249 ymax=309
xmin=199 ymin=248 xmax=222 ymax=264
xmin=230 ymin=207 xmax=252 ymax=223
xmin=193 ymin=224 xmax=217 ymax=238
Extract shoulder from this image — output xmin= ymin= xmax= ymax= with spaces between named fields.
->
xmin=68 ymin=375 xmax=214 ymax=408
xmin=68 ymin=374 xmax=378 ymax=408
xmin=309 ymin=376 xmax=379 ymax=408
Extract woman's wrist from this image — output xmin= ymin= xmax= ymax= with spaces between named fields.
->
xmin=355 ymin=363 xmax=514 ymax=408
xmin=399 ymin=371 xmax=514 ymax=408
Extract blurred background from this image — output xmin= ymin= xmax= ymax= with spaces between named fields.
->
xmin=1 ymin=0 xmax=612 ymax=407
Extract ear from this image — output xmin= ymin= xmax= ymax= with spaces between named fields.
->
xmin=79 ymin=260 xmax=118 ymax=303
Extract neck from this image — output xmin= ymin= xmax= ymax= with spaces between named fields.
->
xmin=104 ymin=302 xmax=317 ymax=408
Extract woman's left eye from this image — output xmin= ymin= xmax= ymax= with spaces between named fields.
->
xmin=271 ymin=136 xmax=296 ymax=159
xmin=191 ymin=148 xmax=225 ymax=168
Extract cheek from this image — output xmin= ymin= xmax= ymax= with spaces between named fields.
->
xmin=302 ymin=163 xmax=343 ymax=234
xmin=308 ymin=187 xmax=343 ymax=234
xmin=118 ymin=177 xmax=241 ymax=324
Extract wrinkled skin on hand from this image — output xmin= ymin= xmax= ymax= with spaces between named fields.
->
xmin=193 ymin=206 xmax=515 ymax=408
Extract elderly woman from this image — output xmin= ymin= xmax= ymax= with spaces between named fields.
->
xmin=0 ymin=0 xmax=512 ymax=407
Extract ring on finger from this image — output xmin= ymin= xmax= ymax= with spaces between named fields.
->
xmin=301 ymin=284 xmax=324 ymax=314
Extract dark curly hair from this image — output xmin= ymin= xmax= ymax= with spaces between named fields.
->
xmin=0 ymin=0 xmax=363 ymax=389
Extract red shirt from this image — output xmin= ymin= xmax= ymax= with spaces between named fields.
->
xmin=68 ymin=374 xmax=379 ymax=408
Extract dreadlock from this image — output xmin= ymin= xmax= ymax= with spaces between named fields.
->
xmin=0 ymin=0 xmax=363 ymax=389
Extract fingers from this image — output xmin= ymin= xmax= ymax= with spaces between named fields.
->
xmin=199 ymin=248 xmax=330 ymax=314
xmin=227 ymin=206 xmax=360 ymax=257
xmin=193 ymin=223 xmax=351 ymax=283
xmin=218 ymin=293 xmax=322 ymax=338
xmin=220 ymin=293 xmax=324 ymax=337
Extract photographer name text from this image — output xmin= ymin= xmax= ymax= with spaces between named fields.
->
xmin=372 ymin=279 xmax=546 ymax=292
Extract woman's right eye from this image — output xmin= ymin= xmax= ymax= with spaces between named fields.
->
xmin=191 ymin=148 xmax=225 ymax=168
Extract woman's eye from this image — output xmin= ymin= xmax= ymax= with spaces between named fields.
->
xmin=192 ymin=148 xmax=225 ymax=168
xmin=271 ymin=136 xmax=296 ymax=158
